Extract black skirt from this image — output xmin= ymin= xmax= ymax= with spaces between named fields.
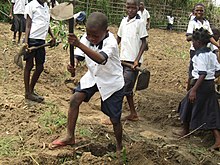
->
xmin=178 ymin=80 xmax=220 ymax=130
xmin=10 ymin=14 xmax=26 ymax=32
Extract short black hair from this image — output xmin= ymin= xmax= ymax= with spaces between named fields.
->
xmin=192 ymin=27 xmax=211 ymax=45
xmin=86 ymin=12 xmax=108 ymax=31
xmin=126 ymin=0 xmax=140 ymax=6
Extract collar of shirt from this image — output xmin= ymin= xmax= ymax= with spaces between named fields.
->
xmin=193 ymin=17 xmax=207 ymax=22
xmin=195 ymin=47 xmax=211 ymax=56
xmin=126 ymin=14 xmax=141 ymax=23
xmin=34 ymin=0 xmax=47 ymax=8
xmin=89 ymin=33 xmax=109 ymax=49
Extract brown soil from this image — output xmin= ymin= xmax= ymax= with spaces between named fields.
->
xmin=0 ymin=22 xmax=220 ymax=165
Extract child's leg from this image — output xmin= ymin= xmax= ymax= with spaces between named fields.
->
xmin=29 ymin=63 xmax=44 ymax=94
xmin=24 ymin=57 xmax=34 ymax=96
xmin=110 ymin=118 xmax=123 ymax=151
xmin=125 ymin=94 xmax=138 ymax=120
xmin=18 ymin=32 xmax=22 ymax=44
xmin=49 ymin=92 xmax=86 ymax=149
xmin=211 ymin=129 xmax=220 ymax=149
xmin=13 ymin=31 xmax=16 ymax=42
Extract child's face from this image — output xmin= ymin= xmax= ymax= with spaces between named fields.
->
xmin=139 ymin=2 xmax=144 ymax=10
xmin=194 ymin=5 xmax=204 ymax=19
xmin=213 ymin=31 xmax=220 ymax=41
xmin=126 ymin=2 xmax=138 ymax=19
xmin=86 ymin=27 xmax=108 ymax=45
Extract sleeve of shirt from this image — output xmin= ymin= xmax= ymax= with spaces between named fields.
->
xmin=139 ymin=20 xmax=148 ymax=38
xmin=11 ymin=0 xmax=15 ymax=3
xmin=186 ymin=20 xmax=194 ymax=36
xmin=207 ymin=21 xmax=213 ymax=35
xmin=215 ymin=55 xmax=220 ymax=71
xmin=25 ymin=0 xmax=28 ymax=5
xmin=195 ymin=54 xmax=207 ymax=75
xmin=117 ymin=20 xmax=123 ymax=38
xmin=100 ymin=36 xmax=117 ymax=59
xmin=146 ymin=10 xmax=150 ymax=18
xmin=24 ymin=3 xmax=33 ymax=19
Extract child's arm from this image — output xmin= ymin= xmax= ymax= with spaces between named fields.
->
xmin=24 ymin=15 xmax=31 ymax=45
xmin=9 ymin=3 xmax=14 ymax=19
xmin=117 ymin=36 xmax=121 ymax=45
xmin=68 ymin=33 xmax=106 ymax=64
xmin=189 ymin=75 xmax=205 ymax=103
xmin=134 ymin=37 xmax=147 ymax=68
xmin=210 ymin=37 xmax=220 ymax=49
xmin=48 ymin=26 xmax=56 ymax=46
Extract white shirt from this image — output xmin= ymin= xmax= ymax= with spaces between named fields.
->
xmin=192 ymin=47 xmax=220 ymax=80
xmin=186 ymin=18 xmax=213 ymax=50
xmin=25 ymin=0 xmax=50 ymax=40
xmin=75 ymin=32 xmax=124 ymax=101
xmin=207 ymin=43 xmax=218 ymax=52
xmin=117 ymin=15 xmax=148 ymax=63
xmin=137 ymin=9 xmax=150 ymax=25
xmin=11 ymin=0 xmax=28 ymax=14
xmin=167 ymin=16 xmax=174 ymax=24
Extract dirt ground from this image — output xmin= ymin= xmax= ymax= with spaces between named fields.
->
xmin=0 ymin=22 xmax=220 ymax=165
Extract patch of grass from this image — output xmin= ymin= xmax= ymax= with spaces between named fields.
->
xmin=0 ymin=136 xmax=20 ymax=157
xmin=38 ymin=102 xmax=67 ymax=134
xmin=77 ymin=127 xmax=92 ymax=137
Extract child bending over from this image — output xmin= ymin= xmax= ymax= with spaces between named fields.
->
xmin=49 ymin=12 xmax=125 ymax=152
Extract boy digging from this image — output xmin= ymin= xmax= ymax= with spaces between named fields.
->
xmin=49 ymin=12 xmax=125 ymax=152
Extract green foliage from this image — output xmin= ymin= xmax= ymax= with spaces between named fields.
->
xmin=38 ymin=102 xmax=67 ymax=134
xmin=0 ymin=2 xmax=11 ymax=22
xmin=0 ymin=136 xmax=20 ymax=157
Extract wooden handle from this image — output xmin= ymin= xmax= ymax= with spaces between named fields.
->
xmin=69 ymin=16 xmax=75 ymax=77
xmin=28 ymin=43 xmax=51 ymax=51
xmin=121 ymin=61 xmax=145 ymax=73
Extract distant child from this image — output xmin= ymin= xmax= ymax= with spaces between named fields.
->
xmin=186 ymin=3 xmax=219 ymax=91
xmin=166 ymin=13 xmax=174 ymax=31
xmin=137 ymin=1 xmax=150 ymax=30
xmin=9 ymin=0 xmax=28 ymax=44
xmin=49 ymin=12 xmax=125 ymax=152
xmin=207 ymin=27 xmax=220 ymax=93
xmin=177 ymin=27 xmax=220 ymax=150
xmin=23 ymin=0 xmax=56 ymax=102
xmin=117 ymin=0 xmax=148 ymax=121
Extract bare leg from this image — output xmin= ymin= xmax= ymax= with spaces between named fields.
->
xmin=50 ymin=92 xmax=86 ymax=148
xmin=24 ymin=58 xmax=34 ymax=95
xmin=18 ymin=32 xmax=22 ymax=44
xmin=110 ymin=118 xmax=123 ymax=151
xmin=211 ymin=129 xmax=220 ymax=149
xmin=29 ymin=64 xmax=44 ymax=93
xmin=173 ymin=122 xmax=189 ymax=137
xmin=122 ymin=95 xmax=138 ymax=121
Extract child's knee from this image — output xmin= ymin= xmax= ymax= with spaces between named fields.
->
xmin=35 ymin=65 xmax=44 ymax=73
xmin=69 ymin=94 xmax=84 ymax=108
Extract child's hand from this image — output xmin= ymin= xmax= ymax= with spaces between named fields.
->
xmin=189 ymin=90 xmax=196 ymax=103
xmin=49 ymin=38 xmax=56 ymax=47
xmin=68 ymin=33 xmax=80 ymax=47
xmin=67 ymin=64 xmax=75 ymax=74
xmin=132 ymin=61 xmax=139 ymax=69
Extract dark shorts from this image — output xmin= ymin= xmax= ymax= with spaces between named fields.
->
xmin=188 ymin=50 xmax=196 ymax=78
xmin=122 ymin=62 xmax=139 ymax=96
xmin=75 ymin=84 xmax=124 ymax=122
xmin=10 ymin=14 xmax=26 ymax=32
xmin=23 ymin=39 xmax=46 ymax=65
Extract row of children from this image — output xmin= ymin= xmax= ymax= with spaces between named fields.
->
xmin=11 ymin=0 xmax=220 ymax=152
xmin=176 ymin=3 xmax=220 ymax=151
xmin=11 ymin=0 xmax=149 ymax=152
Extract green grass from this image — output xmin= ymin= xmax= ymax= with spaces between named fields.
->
xmin=38 ymin=102 xmax=67 ymax=134
xmin=0 ymin=136 xmax=20 ymax=157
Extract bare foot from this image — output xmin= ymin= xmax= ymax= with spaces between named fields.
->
xmin=101 ymin=118 xmax=112 ymax=125
xmin=121 ymin=114 xmax=139 ymax=121
xmin=172 ymin=129 xmax=189 ymax=137
xmin=48 ymin=137 xmax=75 ymax=150
xmin=209 ymin=143 xmax=220 ymax=152
xmin=25 ymin=93 xmax=43 ymax=103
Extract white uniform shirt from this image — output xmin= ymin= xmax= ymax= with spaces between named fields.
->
xmin=186 ymin=18 xmax=213 ymax=51
xmin=207 ymin=43 xmax=218 ymax=52
xmin=117 ymin=15 xmax=148 ymax=63
xmin=75 ymin=32 xmax=124 ymax=101
xmin=24 ymin=0 xmax=50 ymax=40
xmin=167 ymin=16 xmax=174 ymax=24
xmin=137 ymin=9 xmax=150 ymax=25
xmin=192 ymin=47 xmax=220 ymax=80
xmin=11 ymin=0 xmax=28 ymax=14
